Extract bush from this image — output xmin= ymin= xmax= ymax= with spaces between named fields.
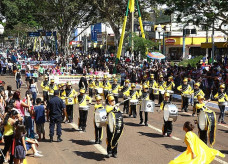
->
xmin=178 ymin=56 xmax=203 ymax=68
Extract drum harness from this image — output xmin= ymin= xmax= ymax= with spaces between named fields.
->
xmin=78 ymin=95 xmax=85 ymax=105
xmin=182 ymin=85 xmax=189 ymax=94
xmin=218 ymin=92 xmax=225 ymax=100
xmin=159 ymin=81 xmax=165 ymax=90
xmin=95 ymin=80 xmax=99 ymax=86
xmin=149 ymin=80 xmax=155 ymax=88
xmin=112 ymin=84 xmax=118 ymax=91
xmin=166 ymin=81 xmax=173 ymax=90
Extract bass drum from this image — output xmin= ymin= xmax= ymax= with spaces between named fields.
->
xmin=107 ymin=111 xmax=124 ymax=148
xmin=95 ymin=108 xmax=107 ymax=128
xmin=141 ymin=100 xmax=155 ymax=112
xmin=198 ymin=110 xmax=216 ymax=131
xmin=164 ymin=104 xmax=178 ymax=122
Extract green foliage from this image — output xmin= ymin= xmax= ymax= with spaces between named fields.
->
xmin=178 ymin=55 xmax=203 ymax=68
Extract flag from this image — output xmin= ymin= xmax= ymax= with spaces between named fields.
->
xmin=129 ymin=0 xmax=135 ymax=13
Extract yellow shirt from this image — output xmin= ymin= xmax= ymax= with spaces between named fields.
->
xmin=101 ymin=81 xmax=111 ymax=90
xmin=158 ymin=81 xmax=166 ymax=90
xmin=160 ymin=101 xmax=170 ymax=110
xmin=4 ymin=121 xmax=14 ymax=136
xmin=77 ymin=94 xmax=92 ymax=107
xmin=129 ymin=90 xmax=140 ymax=100
xmin=214 ymin=92 xmax=228 ymax=103
xmin=94 ymin=104 xmax=103 ymax=110
xmin=148 ymin=79 xmax=158 ymax=88
xmin=111 ymin=84 xmax=122 ymax=94
xmin=177 ymin=84 xmax=192 ymax=95
xmin=94 ymin=80 xmax=101 ymax=89
xmin=48 ymin=85 xmax=58 ymax=95
xmin=191 ymin=89 xmax=205 ymax=99
xmin=122 ymin=85 xmax=130 ymax=97
xmin=41 ymin=80 xmax=49 ymax=91
xmin=165 ymin=81 xmax=175 ymax=91
xmin=106 ymin=105 xmax=120 ymax=114
xmin=88 ymin=80 xmax=95 ymax=88
xmin=62 ymin=89 xmax=77 ymax=105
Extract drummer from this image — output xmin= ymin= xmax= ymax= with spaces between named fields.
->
xmin=148 ymin=74 xmax=158 ymax=101
xmin=214 ymin=84 xmax=228 ymax=124
xmin=88 ymin=75 xmax=95 ymax=98
xmin=58 ymin=83 xmax=66 ymax=102
xmin=62 ymin=82 xmax=77 ymax=123
xmin=94 ymin=75 xmax=101 ymax=95
xmin=139 ymin=85 xmax=150 ymax=126
xmin=141 ymin=74 xmax=149 ymax=86
xmin=94 ymin=95 xmax=104 ymax=144
xmin=101 ymin=75 xmax=111 ymax=104
xmin=129 ymin=83 xmax=140 ymax=118
xmin=165 ymin=76 xmax=175 ymax=101
xmin=111 ymin=78 xmax=122 ymax=104
xmin=77 ymin=88 xmax=92 ymax=132
xmin=41 ymin=75 xmax=49 ymax=102
xmin=191 ymin=82 xmax=205 ymax=116
xmin=195 ymin=95 xmax=216 ymax=146
xmin=158 ymin=75 xmax=166 ymax=105
xmin=122 ymin=79 xmax=130 ymax=114
xmin=177 ymin=78 xmax=192 ymax=112
xmin=160 ymin=92 xmax=172 ymax=137
xmin=106 ymin=95 xmax=121 ymax=158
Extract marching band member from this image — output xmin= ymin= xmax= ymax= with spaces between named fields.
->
xmin=148 ymin=74 xmax=158 ymax=101
xmin=129 ymin=83 xmax=140 ymax=118
xmin=165 ymin=76 xmax=175 ymax=101
xmin=191 ymin=82 xmax=205 ymax=116
xmin=214 ymin=84 xmax=228 ymax=124
xmin=41 ymin=75 xmax=49 ymax=102
xmin=141 ymin=74 xmax=149 ymax=88
xmin=48 ymin=79 xmax=58 ymax=101
xmin=160 ymin=92 xmax=172 ymax=137
xmin=94 ymin=95 xmax=104 ymax=144
xmin=62 ymin=82 xmax=77 ymax=123
xmin=195 ymin=95 xmax=216 ymax=146
xmin=88 ymin=75 xmax=95 ymax=98
xmin=177 ymin=78 xmax=192 ymax=112
xmin=139 ymin=85 xmax=150 ymax=126
xmin=169 ymin=121 xmax=225 ymax=164
xmin=158 ymin=75 xmax=166 ymax=104
xmin=77 ymin=88 xmax=92 ymax=132
xmin=101 ymin=75 xmax=111 ymax=103
xmin=94 ymin=75 xmax=101 ymax=95
xmin=122 ymin=79 xmax=130 ymax=114
xmin=106 ymin=95 xmax=122 ymax=158
xmin=111 ymin=78 xmax=122 ymax=103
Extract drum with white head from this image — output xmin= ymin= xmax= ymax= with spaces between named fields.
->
xmin=79 ymin=106 xmax=90 ymax=111
xmin=198 ymin=110 xmax=208 ymax=130
xmin=141 ymin=100 xmax=155 ymax=112
xmin=163 ymin=104 xmax=178 ymax=122
xmin=130 ymin=100 xmax=138 ymax=105
xmin=95 ymin=108 xmax=107 ymax=128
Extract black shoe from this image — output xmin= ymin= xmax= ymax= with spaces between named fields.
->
xmin=129 ymin=115 xmax=131 ymax=117
xmin=181 ymin=109 xmax=184 ymax=112
xmin=95 ymin=140 xmax=99 ymax=144
xmin=99 ymin=140 xmax=102 ymax=144
xmin=106 ymin=154 xmax=112 ymax=158
xmin=50 ymin=137 xmax=53 ymax=143
xmin=221 ymin=121 xmax=226 ymax=124
xmin=145 ymin=122 xmax=148 ymax=126
xmin=113 ymin=154 xmax=117 ymax=158
xmin=57 ymin=137 xmax=63 ymax=142
xmin=82 ymin=128 xmax=86 ymax=132
xmin=139 ymin=121 xmax=143 ymax=125
xmin=133 ymin=115 xmax=136 ymax=118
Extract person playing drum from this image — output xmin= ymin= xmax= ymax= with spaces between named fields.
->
xmin=77 ymin=88 xmax=92 ymax=132
xmin=148 ymin=74 xmax=158 ymax=101
xmin=88 ymin=75 xmax=95 ymax=98
xmin=106 ymin=95 xmax=122 ymax=158
xmin=214 ymin=84 xmax=228 ymax=124
xmin=129 ymin=83 xmax=140 ymax=118
xmin=94 ymin=95 xmax=104 ymax=144
xmin=41 ymin=75 xmax=49 ymax=102
xmin=195 ymin=95 xmax=217 ymax=146
xmin=94 ymin=75 xmax=101 ymax=95
xmin=158 ymin=74 xmax=166 ymax=105
xmin=101 ymin=75 xmax=111 ymax=104
xmin=139 ymin=85 xmax=150 ymax=126
xmin=111 ymin=78 xmax=122 ymax=104
xmin=191 ymin=82 xmax=205 ymax=116
xmin=122 ymin=79 xmax=130 ymax=114
xmin=165 ymin=76 xmax=175 ymax=101
xmin=177 ymin=78 xmax=192 ymax=112
xmin=62 ymin=82 xmax=77 ymax=123
xmin=160 ymin=92 xmax=172 ymax=137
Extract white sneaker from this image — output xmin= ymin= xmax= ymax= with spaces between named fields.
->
xmin=34 ymin=153 xmax=43 ymax=158
xmin=37 ymin=150 xmax=42 ymax=154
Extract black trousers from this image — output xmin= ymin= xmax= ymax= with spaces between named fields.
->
xmin=66 ymin=105 xmax=73 ymax=122
xmin=49 ymin=118 xmax=62 ymax=137
xmin=123 ymin=99 xmax=129 ymax=113
xmin=140 ymin=111 xmax=148 ymax=123
xmin=79 ymin=110 xmax=88 ymax=129
xmin=106 ymin=125 xmax=118 ymax=155
xmin=218 ymin=105 xmax=225 ymax=122
xmin=3 ymin=135 xmax=14 ymax=157
xmin=95 ymin=123 xmax=103 ymax=141
xmin=199 ymin=129 xmax=207 ymax=144
xmin=182 ymin=97 xmax=189 ymax=112
xmin=193 ymin=101 xmax=198 ymax=114
xmin=129 ymin=105 xmax=137 ymax=117
xmin=104 ymin=90 xmax=109 ymax=105
xmin=163 ymin=120 xmax=172 ymax=135
xmin=89 ymin=88 xmax=93 ymax=97
xmin=158 ymin=92 xmax=164 ymax=104
xmin=43 ymin=91 xmax=49 ymax=102
xmin=114 ymin=96 xmax=118 ymax=104
xmin=149 ymin=89 xmax=155 ymax=101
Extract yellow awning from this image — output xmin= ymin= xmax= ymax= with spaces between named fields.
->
xmin=201 ymin=42 xmax=228 ymax=48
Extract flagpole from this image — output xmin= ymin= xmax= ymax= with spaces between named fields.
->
xmin=114 ymin=0 xmax=130 ymax=74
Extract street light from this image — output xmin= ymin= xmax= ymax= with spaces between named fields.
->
xmin=163 ymin=24 xmax=171 ymax=56
xmin=157 ymin=24 xmax=162 ymax=52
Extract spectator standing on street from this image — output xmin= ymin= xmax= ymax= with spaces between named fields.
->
xmin=15 ymin=69 xmax=22 ymax=90
xmin=47 ymin=90 xmax=66 ymax=142
xmin=29 ymin=79 xmax=39 ymax=105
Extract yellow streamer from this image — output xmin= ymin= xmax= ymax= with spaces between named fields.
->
xmin=117 ymin=16 xmax=128 ymax=59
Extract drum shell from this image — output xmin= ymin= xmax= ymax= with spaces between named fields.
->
xmin=198 ymin=110 xmax=208 ymax=130
xmin=219 ymin=102 xmax=228 ymax=106
xmin=79 ymin=106 xmax=90 ymax=111
xmin=141 ymin=100 xmax=155 ymax=112
xmin=183 ymin=94 xmax=191 ymax=98
xmin=108 ymin=112 xmax=123 ymax=133
xmin=164 ymin=104 xmax=178 ymax=122
xmin=65 ymin=97 xmax=75 ymax=105
xmin=130 ymin=100 xmax=138 ymax=105
xmin=95 ymin=108 xmax=107 ymax=128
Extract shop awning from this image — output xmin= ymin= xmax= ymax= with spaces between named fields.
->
xmin=201 ymin=42 xmax=228 ymax=48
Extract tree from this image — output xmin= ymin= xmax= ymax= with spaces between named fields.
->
xmin=152 ymin=0 xmax=228 ymax=36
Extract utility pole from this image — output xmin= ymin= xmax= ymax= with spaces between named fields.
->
xmin=212 ymin=20 xmax=215 ymax=64
xmin=131 ymin=11 xmax=134 ymax=58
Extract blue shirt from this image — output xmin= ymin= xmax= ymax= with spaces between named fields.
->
xmin=47 ymin=96 xmax=65 ymax=120
xmin=34 ymin=105 xmax=45 ymax=124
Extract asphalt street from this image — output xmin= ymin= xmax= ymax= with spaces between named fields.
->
xmin=1 ymin=75 xmax=227 ymax=164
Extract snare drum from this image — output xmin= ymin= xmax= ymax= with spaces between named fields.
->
xmin=167 ymin=90 xmax=174 ymax=94
xmin=65 ymin=97 xmax=74 ymax=105
xmin=141 ymin=100 xmax=155 ymax=112
xmin=160 ymin=90 xmax=165 ymax=94
xmin=163 ymin=104 xmax=178 ymax=122
xmin=183 ymin=94 xmax=191 ymax=98
xmin=79 ymin=106 xmax=90 ymax=111
xmin=97 ymin=88 xmax=103 ymax=94
xmin=130 ymin=100 xmax=138 ymax=105
xmin=95 ymin=108 xmax=107 ymax=128
xmin=219 ymin=102 xmax=228 ymax=106
xmin=198 ymin=110 xmax=216 ymax=130
xmin=113 ymin=93 xmax=119 ymax=97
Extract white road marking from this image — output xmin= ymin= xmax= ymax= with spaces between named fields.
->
xmin=215 ymin=157 xmax=228 ymax=164
xmin=148 ymin=124 xmax=181 ymax=141
xmin=69 ymin=123 xmax=83 ymax=133
xmin=89 ymin=140 xmax=107 ymax=155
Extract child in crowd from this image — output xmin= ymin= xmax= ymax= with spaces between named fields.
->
xmin=34 ymin=98 xmax=46 ymax=141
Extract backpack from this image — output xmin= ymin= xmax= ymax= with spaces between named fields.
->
xmin=16 ymin=72 xmax=21 ymax=79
